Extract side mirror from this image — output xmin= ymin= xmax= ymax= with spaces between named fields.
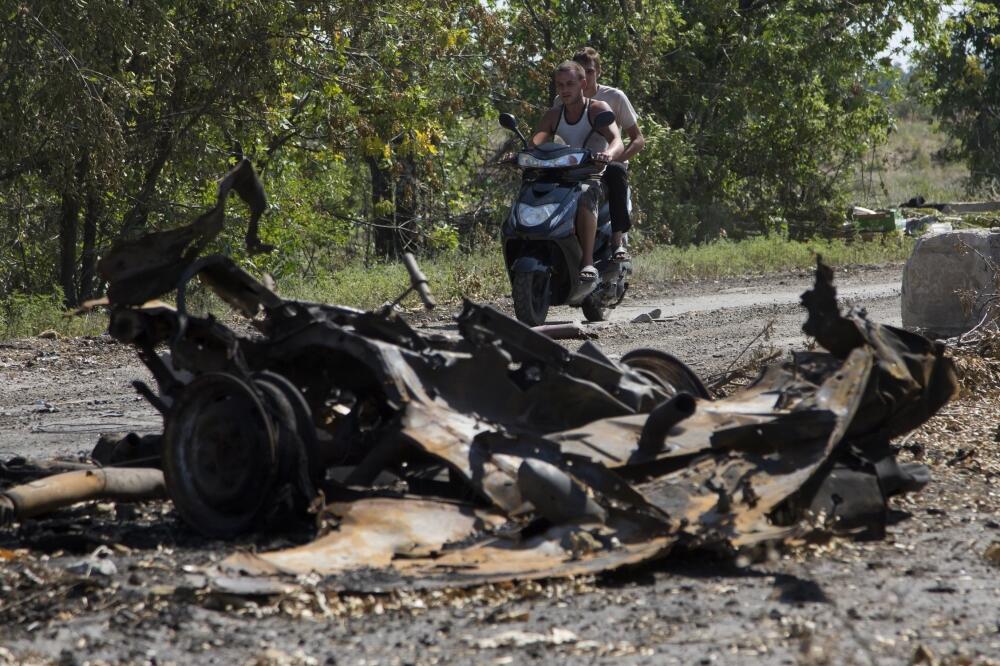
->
xmin=499 ymin=113 xmax=528 ymax=148
xmin=593 ymin=110 xmax=616 ymax=130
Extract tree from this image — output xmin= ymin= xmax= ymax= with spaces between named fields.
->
xmin=501 ymin=0 xmax=940 ymax=241
xmin=0 ymin=0 xmax=321 ymax=305
xmin=0 ymin=0 xmax=948 ymax=309
xmin=305 ymin=0 xmax=507 ymax=258
xmin=914 ymin=2 xmax=1000 ymax=192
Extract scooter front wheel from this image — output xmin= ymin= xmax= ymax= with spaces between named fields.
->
xmin=512 ymin=271 xmax=551 ymax=326
xmin=581 ymin=293 xmax=607 ymax=322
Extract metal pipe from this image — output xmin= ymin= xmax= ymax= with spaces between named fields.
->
xmin=0 ymin=468 xmax=166 ymax=525
xmin=638 ymin=392 xmax=697 ymax=454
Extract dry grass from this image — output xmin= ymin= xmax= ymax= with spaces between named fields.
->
xmin=852 ymin=118 xmax=970 ymax=208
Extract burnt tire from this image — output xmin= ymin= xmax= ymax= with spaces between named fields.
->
xmin=581 ymin=294 xmax=607 ymax=322
xmin=163 ymin=372 xmax=278 ymax=538
xmin=512 ymin=271 xmax=550 ymax=326
xmin=621 ymin=348 xmax=711 ymax=400
xmin=252 ymin=371 xmax=321 ymax=499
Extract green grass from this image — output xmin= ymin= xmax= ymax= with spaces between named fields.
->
xmin=633 ymin=235 xmax=914 ymax=283
xmin=852 ymin=118 xmax=970 ymax=207
xmin=279 ymin=250 xmax=510 ymax=311
xmin=278 ymin=235 xmax=913 ymax=310
xmin=0 ymin=235 xmax=915 ymax=339
xmin=0 ymin=292 xmax=107 ymax=339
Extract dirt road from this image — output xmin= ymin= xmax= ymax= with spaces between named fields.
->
xmin=3 ymin=264 xmax=1000 ymax=665
xmin=544 ymin=265 xmax=903 ymax=378
xmin=560 ymin=268 xmax=901 ymax=325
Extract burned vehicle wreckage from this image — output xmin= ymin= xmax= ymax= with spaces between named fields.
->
xmin=0 ymin=161 xmax=958 ymax=591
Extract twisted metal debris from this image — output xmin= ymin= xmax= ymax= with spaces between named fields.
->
xmin=0 ymin=161 xmax=958 ymax=592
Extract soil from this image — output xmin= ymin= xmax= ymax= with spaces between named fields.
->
xmin=3 ymin=263 xmax=1000 ymax=666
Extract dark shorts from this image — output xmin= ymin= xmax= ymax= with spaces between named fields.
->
xmin=578 ymin=176 xmax=604 ymax=217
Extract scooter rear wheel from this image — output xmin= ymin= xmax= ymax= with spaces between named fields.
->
xmin=512 ymin=271 xmax=550 ymax=326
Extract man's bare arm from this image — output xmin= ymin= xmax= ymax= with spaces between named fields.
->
xmin=530 ymin=107 xmax=560 ymax=146
xmin=619 ymin=124 xmax=645 ymax=162
xmin=590 ymin=101 xmax=624 ymax=161
xmin=600 ymin=123 xmax=625 ymax=162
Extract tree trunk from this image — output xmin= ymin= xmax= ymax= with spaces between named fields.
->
xmin=78 ymin=191 xmax=101 ymax=302
xmin=120 ymin=132 xmax=174 ymax=237
xmin=367 ymin=157 xmax=399 ymax=259
xmin=58 ymin=185 xmax=81 ymax=308
xmin=119 ymin=71 xmax=192 ymax=237
xmin=394 ymin=156 xmax=419 ymax=255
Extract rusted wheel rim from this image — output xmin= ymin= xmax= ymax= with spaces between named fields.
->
xmin=620 ymin=348 xmax=711 ymax=400
xmin=252 ymin=371 xmax=321 ymax=498
xmin=164 ymin=372 xmax=277 ymax=537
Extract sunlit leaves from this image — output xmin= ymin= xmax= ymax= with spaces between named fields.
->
xmin=0 ymin=0 xmax=950 ymax=295
xmin=914 ymin=0 xmax=1000 ymax=190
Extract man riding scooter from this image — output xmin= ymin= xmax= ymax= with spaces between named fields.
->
xmin=530 ymin=60 xmax=624 ymax=282
xmin=565 ymin=47 xmax=645 ymax=261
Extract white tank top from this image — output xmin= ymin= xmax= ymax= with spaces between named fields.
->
xmin=555 ymin=99 xmax=608 ymax=153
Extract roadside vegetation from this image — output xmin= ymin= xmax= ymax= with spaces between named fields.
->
xmin=632 ymin=235 xmax=914 ymax=284
xmin=0 ymin=292 xmax=107 ymax=340
xmin=852 ymin=118 xmax=969 ymax=208
xmin=281 ymin=235 xmax=916 ymax=309
xmin=2 ymin=0 xmax=995 ymax=338
xmin=0 ymin=234 xmax=915 ymax=339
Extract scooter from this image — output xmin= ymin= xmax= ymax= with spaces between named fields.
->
xmin=498 ymin=111 xmax=631 ymax=326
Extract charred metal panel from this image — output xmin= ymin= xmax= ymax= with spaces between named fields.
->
xmin=12 ymin=163 xmax=957 ymax=592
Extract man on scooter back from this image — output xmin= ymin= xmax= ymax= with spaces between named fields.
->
xmin=570 ymin=47 xmax=644 ymax=262
xmin=530 ymin=60 xmax=624 ymax=283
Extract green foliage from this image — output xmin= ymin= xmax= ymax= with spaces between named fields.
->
xmin=500 ymin=0 xmax=939 ymax=240
xmin=0 ymin=0 xmax=949 ymax=318
xmin=629 ymin=118 xmax=698 ymax=245
xmin=0 ymin=291 xmax=104 ymax=339
xmin=913 ymin=1 xmax=1000 ymax=194
xmin=0 ymin=0 xmax=332 ymax=305
xmin=635 ymin=235 xmax=915 ymax=283
xmin=851 ymin=118 xmax=968 ymax=207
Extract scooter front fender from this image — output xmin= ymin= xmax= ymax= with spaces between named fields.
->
xmin=509 ymin=256 xmax=550 ymax=274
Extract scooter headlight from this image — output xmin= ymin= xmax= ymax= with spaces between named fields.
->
xmin=517 ymin=152 xmax=586 ymax=168
xmin=517 ymin=202 xmax=560 ymax=227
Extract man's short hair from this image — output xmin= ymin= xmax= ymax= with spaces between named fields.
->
xmin=573 ymin=47 xmax=601 ymax=71
xmin=555 ymin=60 xmax=585 ymax=80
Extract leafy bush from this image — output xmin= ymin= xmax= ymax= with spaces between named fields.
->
xmin=0 ymin=291 xmax=105 ymax=339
